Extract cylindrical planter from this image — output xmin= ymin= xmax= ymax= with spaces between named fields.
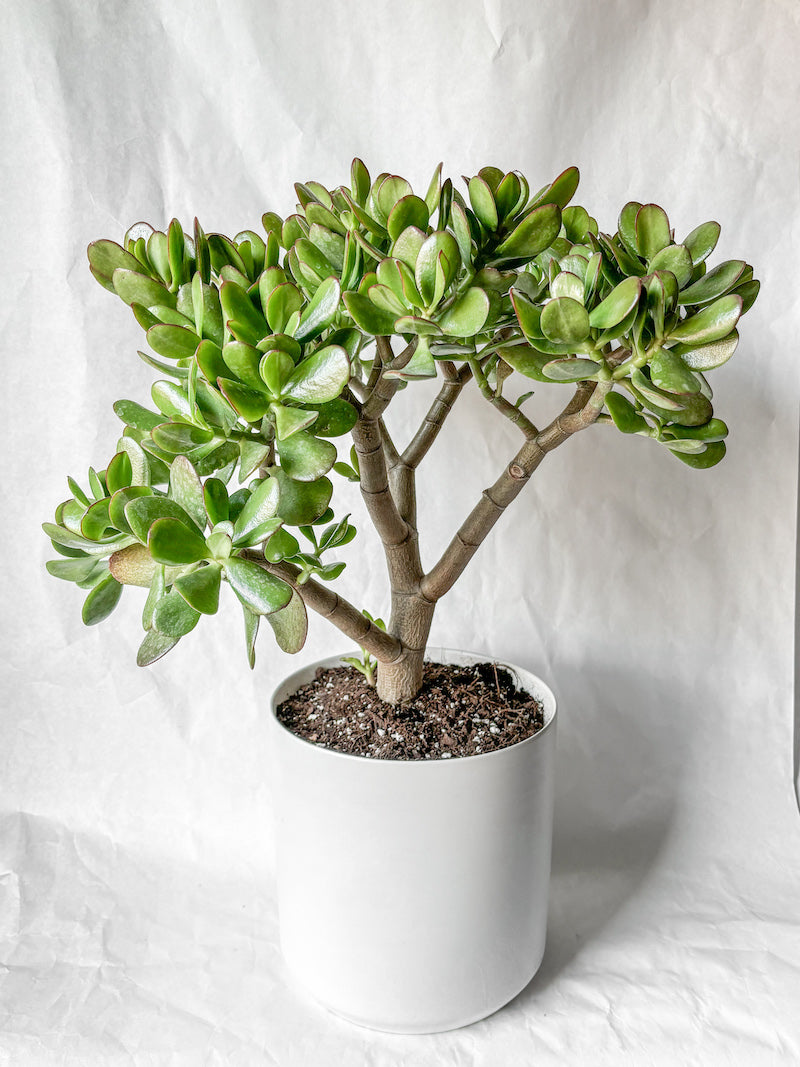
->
xmin=269 ymin=647 xmax=557 ymax=1034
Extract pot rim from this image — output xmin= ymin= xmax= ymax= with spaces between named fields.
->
xmin=269 ymin=646 xmax=557 ymax=766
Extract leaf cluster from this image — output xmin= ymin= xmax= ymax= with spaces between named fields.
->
xmin=45 ymin=161 xmax=759 ymax=667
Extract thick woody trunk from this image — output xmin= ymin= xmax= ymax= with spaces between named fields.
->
xmin=375 ymin=592 xmax=435 ymax=704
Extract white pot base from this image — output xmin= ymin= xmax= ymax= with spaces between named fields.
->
xmin=270 ymin=648 xmax=557 ymax=1034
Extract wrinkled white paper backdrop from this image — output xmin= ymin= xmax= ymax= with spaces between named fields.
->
xmin=2 ymin=0 xmax=800 ymax=1062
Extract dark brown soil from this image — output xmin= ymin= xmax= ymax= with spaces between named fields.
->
xmin=275 ymin=661 xmax=545 ymax=760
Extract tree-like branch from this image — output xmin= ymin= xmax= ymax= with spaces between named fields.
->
xmin=242 ymin=554 xmax=404 ymax=663
xmin=401 ymin=363 xmax=472 ymax=469
xmin=351 ymin=414 xmax=409 ymax=547
xmin=361 ymin=338 xmax=417 ymax=420
xmin=420 ymin=381 xmax=611 ymax=601
xmin=468 ymin=356 xmax=538 ymax=438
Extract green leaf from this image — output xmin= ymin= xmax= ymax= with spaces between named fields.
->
xmin=387 ymin=195 xmax=430 ymax=242
xmin=649 ymin=349 xmax=700 ymax=394
xmin=82 ymin=573 xmax=122 ymax=626
xmin=667 ymin=418 xmax=728 ymax=443
xmin=265 ymin=587 xmax=308 ymax=653
xmin=192 ymin=440 xmax=240 ymax=477
xmin=283 ymin=345 xmax=350 ymax=404
xmin=550 ymin=271 xmax=584 ymax=303
xmin=267 ymin=283 xmax=304 ymax=334
xmin=343 ymin=290 xmax=397 ymax=335
xmin=635 ymin=205 xmax=671 ymax=260
xmin=671 ymin=441 xmax=726 ymax=469
xmin=648 ymin=244 xmax=694 ymax=288
xmin=148 ymin=517 xmax=209 ymax=566
xmin=108 ymin=485 xmax=151 ymax=535
xmin=384 ymin=337 xmax=437 ymax=380
xmin=152 ymin=380 xmax=192 ymax=421
xmin=671 ymin=331 xmax=739 ymax=371
xmin=47 ymin=556 xmax=104 ymax=583
xmin=153 ymin=589 xmax=201 ymax=637
xmin=232 ymin=476 xmax=280 ymax=545
xmin=242 ymin=605 xmax=260 ymax=668
xmin=169 ymin=455 xmax=207 ymax=530
xmin=80 ymin=499 xmax=113 ymax=541
xmin=125 ymin=495 xmax=201 ymax=543
xmin=175 ymin=563 xmax=221 ymax=615
xmin=499 ymin=345 xmax=552 ymax=381
xmin=44 ymin=522 xmax=127 ymax=555
xmin=678 ymin=260 xmax=746 ymax=306
xmin=294 ymin=276 xmax=341 ymax=343
xmin=543 ymin=357 xmax=601 ymax=382
xmin=468 ymin=176 xmax=498 ymax=230
xmin=529 ymin=166 xmax=580 ymax=210
xmin=225 ymin=557 xmax=292 ymax=615
xmin=436 ymin=287 xmax=490 ymax=337
xmin=87 ymin=239 xmax=142 ymax=284
xmin=391 ymin=226 xmax=426 ymax=270
xmin=272 ymin=469 xmax=332 ymax=525
xmin=264 ymin=527 xmax=300 ymax=562
xmin=394 ymin=316 xmax=442 ymax=336
xmin=272 ymin=403 xmax=318 ymax=440
xmin=112 ymin=268 xmax=176 ymax=309
xmin=222 ymin=340 xmax=267 ymax=392
xmin=414 ymin=231 xmax=460 ymax=305
xmin=588 ymin=276 xmax=642 ymax=330
xmin=114 ymin=400 xmax=162 ymax=432
xmin=237 ymin=439 xmax=270 ymax=481
xmin=668 ymin=295 xmax=742 ymax=345
xmin=309 ymin=398 xmax=358 ymax=437
xmin=217 ymin=378 xmax=271 ymax=422
xmin=541 ymin=297 xmax=590 ymax=344
xmin=604 ymin=391 xmax=648 ymax=433
xmin=219 ymin=280 xmax=268 ymax=344
xmin=259 ymin=349 xmax=295 ymax=396
xmin=106 ymin=451 xmax=133 ymax=495
xmin=683 ymin=221 xmax=721 ymax=265
xmin=493 ymin=203 xmax=561 ymax=261
xmin=152 ymin=422 xmax=215 ymax=454
xmin=203 ymin=478 xmax=229 ymax=525
xmin=617 ymin=202 xmax=641 ymax=256
xmin=277 ymin=431 xmax=337 ymax=481
xmin=137 ymin=628 xmax=179 ymax=667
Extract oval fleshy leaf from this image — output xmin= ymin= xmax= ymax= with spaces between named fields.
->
xmin=678 ymin=260 xmax=746 ymax=306
xmin=671 ymin=331 xmax=739 ymax=371
xmin=683 ymin=221 xmax=721 ymax=265
xmin=272 ymin=470 xmax=332 ymax=525
xmin=265 ymin=587 xmax=308 ymax=653
xmin=342 ymin=290 xmax=397 ymax=335
xmin=283 ymin=345 xmax=350 ymax=404
xmin=294 ymin=276 xmax=341 ymax=343
xmin=648 ymin=244 xmax=694 ymax=288
xmin=436 ymin=287 xmax=490 ymax=337
xmin=174 ymin=563 xmax=221 ymax=615
xmin=137 ymin=628 xmax=179 ymax=667
xmin=82 ymin=573 xmax=122 ymax=626
xmin=153 ymin=589 xmax=201 ymax=637
xmin=468 ymin=176 xmax=498 ymax=230
xmin=605 ymin=392 xmax=648 ymax=434
xmin=277 ymin=431 xmax=337 ymax=481
xmin=494 ymin=203 xmax=561 ymax=261
xmin=668 ymin=295 xmax=742 ymax=345
xmin=588 ymin=276 xmax=642 ymax=330
xmin=649 ymin=349 xmax=700 ymax=394
xmin=112 ymin=268 xmax=175 ymax=309
xmin=541 ymin=297 xmax=590 ymax=344
xmin=225 ymin=557 xmax=293 ymax=615
xmin=148 ymin=517 xmax=209 ymax=566
xmin=232 ymin=477 xmax=280 ymax=545
xmin=635 ymin=205 xmax=671 ymax=260
xmin=169 ymin=455 xmax=207 ymax=530
xmin=543 ymin=358 xmax=601 ymax=382
xmin=88 ymin=239 xmax=143 ymax=283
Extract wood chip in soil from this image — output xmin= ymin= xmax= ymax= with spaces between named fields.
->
xmin=275 ymin=661 xmax=545 ymax=760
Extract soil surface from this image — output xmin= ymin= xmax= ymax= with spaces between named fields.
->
xmin=275 ymin=661 xmax=545 ymax=760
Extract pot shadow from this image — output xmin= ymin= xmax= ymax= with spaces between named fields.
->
xmin=512 ymin=661 xmax=692 ymax=1003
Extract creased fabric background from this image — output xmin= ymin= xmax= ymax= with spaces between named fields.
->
xmin=2 ymin=0 xmax=800 ymax=1063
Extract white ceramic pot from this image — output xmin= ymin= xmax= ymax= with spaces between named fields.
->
xmin=269 ymin=647 xmax=557 ymax=1034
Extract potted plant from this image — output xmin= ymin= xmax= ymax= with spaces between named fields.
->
xmin=44 ymin=160 xmax=758 ymax=1033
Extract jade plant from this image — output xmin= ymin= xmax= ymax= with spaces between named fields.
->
xmin=44 ymin=161 xmax=758 ymax=703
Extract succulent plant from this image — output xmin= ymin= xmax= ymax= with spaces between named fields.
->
xmin=45 ymin=161 xmax=758 ymax=703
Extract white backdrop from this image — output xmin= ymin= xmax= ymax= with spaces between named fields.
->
xmin=2 ymin=1 xmax=800 ymax=1063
